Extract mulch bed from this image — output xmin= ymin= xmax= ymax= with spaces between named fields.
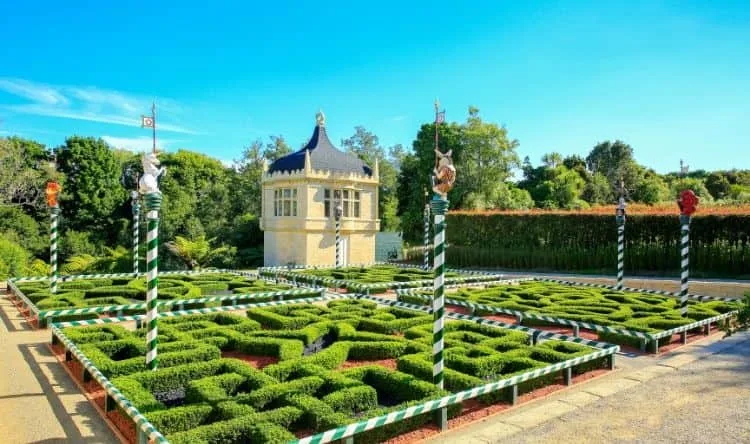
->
xmin=221 ymin=351 xmax=279 ymax=369
xmin=337 ymin=358 xmax=398 ymax=371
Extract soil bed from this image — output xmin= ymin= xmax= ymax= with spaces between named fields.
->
xmin=221 ymin=351 xmax=279 ymax=369
xmin=338 ymin=358 xmax=398 ymax=371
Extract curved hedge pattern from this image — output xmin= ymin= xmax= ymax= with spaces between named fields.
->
xmin=61 ymin=300 xmax=608 ymax=443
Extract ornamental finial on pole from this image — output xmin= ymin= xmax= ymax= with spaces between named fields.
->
xmin=45 ymin=181 xmax=61 ymax=208
xmin=139 ymin=152 xmax=165 ymax=196
xmin=677 ymin=189 xmax=699 ymax=217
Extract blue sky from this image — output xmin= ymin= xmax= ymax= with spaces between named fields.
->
xmin=0 ymin=0 xmax=748 ymax=173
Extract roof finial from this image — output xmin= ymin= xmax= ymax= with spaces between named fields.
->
xmin=316 ymin=109 xmax=326 ymax=127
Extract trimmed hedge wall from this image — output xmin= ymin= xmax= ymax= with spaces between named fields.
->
xmin=443 ymin=213 xmax=750 ymax=277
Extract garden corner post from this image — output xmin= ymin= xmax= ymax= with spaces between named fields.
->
xmin=615 ymin=184 xmax=626 ymax=290
xmin=132 ymin=191 xmax=140 ymax=274
xmin=45 ymin=181 xmax=61 ymax=294
xmin=139 ymin=151 xmax=166 ymax=370
xmin=424 ymin=200 xmax=430 ymax=270
xmin=430 ymin=99 xmax=452 ymax=431
xmin=677 ymin=189 xmax=699 ymax=318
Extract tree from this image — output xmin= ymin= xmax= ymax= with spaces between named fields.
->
xmin=632 ymin=173 xmax=670 ymax=204
xmin=165 ymin=235 xmax=231 ymax=270
xmin=585 ymin=140 xmax=641 ymax=195
xmin=581 ymin=172 xmax=613 ymax=205
xmin=61 ymin=246 xmax=132 ymax=274
xmin=55 ymin=136 xmax=126 ymax=232
xmin=705 ymin=172 xmax=732 ymax=200
xmin=0 ymin=137 xmax=53 ymax=213
xmin=670 ymin=177 xmax=713 ymax=202
xmin=263 ymin=135 xmax=292 ymax=162
xmin=341 ymin=126 xmax=401 ymax=231
xmin=397 ymin=121 xmax=463 ymax=241
xmin=542 ymin=152 xmax=563 ymax=168
xmin=459 ymin=106 xmax=520 ymax=202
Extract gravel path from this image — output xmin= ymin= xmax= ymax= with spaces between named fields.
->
xmin=501 ymin=334 xmax=750 ymax=444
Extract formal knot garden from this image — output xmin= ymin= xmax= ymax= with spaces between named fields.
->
xmin=6 ymin=263 xmax=740 ymax=443
xmin=396 ymin=278 xmax=740 ymax=353
xmin=7 ymin=270 xmax=320 ymax=328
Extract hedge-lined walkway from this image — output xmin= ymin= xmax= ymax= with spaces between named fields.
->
xmin=0 ymin=290 xmax=117 ymax=443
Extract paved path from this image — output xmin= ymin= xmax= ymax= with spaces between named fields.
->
xmin=429 ymin=332 xmax=750 ymax=444
xmin=0 ymin=293 xmax=117 ymax=444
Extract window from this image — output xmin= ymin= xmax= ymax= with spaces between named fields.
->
xmin=324 ymin=188 xmax=361 ymax=219
xmin=274 ymin=188 xmax=298 ymax=216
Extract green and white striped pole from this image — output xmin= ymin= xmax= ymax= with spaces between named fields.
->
xmin=144 ymin=192 xmax=162 ymax=370
xmin=50 ymin=206 xmax=60 ymax=294
xmin=430 ymin=98 xmax=450 ymax=430
xmin=423 ymin=202 xmax=430 ymax=270
xmin=615 ymin=187 xmax=626 ymax=290
xmin=335 ymin=200 xmax=342 ymax=268
xmin=677 ymin=189 xmax=698 ymax=318
xmin=679 ymin=214 xmax=690 ymax=317
xmin=132 ymin=191 xmax=140 ymax=274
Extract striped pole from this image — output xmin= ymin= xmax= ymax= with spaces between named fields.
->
xmin=144 ymin=193 xmax=162 ymax=370
xmin=132 ymin=192 xmax=140 ymax=274
xmin=423 ymin=203 xmax=430 ymax=270
xmin=335 ymin=202 xmax=342 ymax=268
xmin=50 ymin=207 xmax=60 ymax=294
xmin=679 ymin=214 xmax=690 ymax=317
xmin=431 ymin=195 xmax=449 ymax=429
xmin=616 ymin=223 xmax=625 ymax=290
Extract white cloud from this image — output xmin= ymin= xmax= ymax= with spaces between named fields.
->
xmin=0 ymin=78 xmax=69 ymax=105
xmin=0 ymin=78 xmax=198 ymax=134
xmin=389 ymin=115 xmax=407 ymax=122
xmin=102 ymin=135 xmax=175 ymax=152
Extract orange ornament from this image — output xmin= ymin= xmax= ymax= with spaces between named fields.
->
xmin=45 ymin=181 xmax=61 ymax=208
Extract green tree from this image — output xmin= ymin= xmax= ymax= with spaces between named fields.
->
xmin=0 ymin=137 xmax=54 ymax=213
xmin=585 ymin=140 xmax=641 ymax=195
xmin=705 ymin=172 xmax=732 ymax=200
xmin=165 ymin=235 xmax=232 ymax=270
xmin=263 ymin=135 xmax=292 ymax=162
xmin=670 ymin=177 xmax=713 ymax=202
xmin=341 ymin=126 xmax=401 ymax=231
xmin=55 ymin=136 xmax=126 ymax=231
xmin=541 ymin=152 xmax=563 ymax=168
xmin=581 ymin=172 xmax=613 ymax=205
xmin=397 ymin=121 xmax=463 ymax=240
xmin=632 ymin=173 xmax=670 ymax=204
xmin=459 ymin=106 xmax=520 ymax=203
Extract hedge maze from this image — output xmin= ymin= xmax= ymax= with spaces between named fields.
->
xmin=10 ymin=272 xmax=309 ymax=326
xmin=56 ymin=299 xmax=611 ymax=443
xmin=398 ymin=280 xmax=739 ymax=349
xmin=260 ymin=264 xmax=498 ymax=293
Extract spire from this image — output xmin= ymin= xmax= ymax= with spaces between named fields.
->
xmin=316 ymin=109 xmax=326 ymax=127
xmin=304 ymin=148 xmax=312 ymax=173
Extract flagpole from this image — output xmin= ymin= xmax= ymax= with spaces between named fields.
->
xmin=152 ymin=102 xmax=157 ymax=154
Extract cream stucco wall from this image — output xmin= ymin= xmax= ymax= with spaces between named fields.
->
xmin=261 ymin=164 xmax=380 ymax=266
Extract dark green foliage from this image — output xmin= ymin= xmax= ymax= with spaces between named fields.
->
xmin=444 ymin=213 xmax=750 ymax=277
xmin=63 ymin=299 xmax=609 ymax=443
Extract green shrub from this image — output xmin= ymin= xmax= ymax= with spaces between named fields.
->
xmin=146 ymin=403 xmax=214 ymax=435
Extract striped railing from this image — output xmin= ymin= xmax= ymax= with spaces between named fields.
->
xmin=50 ymin=324 xmax=167 ymax=443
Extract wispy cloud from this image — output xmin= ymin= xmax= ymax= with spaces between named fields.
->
xmin=0 ymin=78 xmax=198 ymax=135
xmin=101 ymin=135 xmax=177 ymax=152
xmin=389 ymin=115 xmax=408 ymax=122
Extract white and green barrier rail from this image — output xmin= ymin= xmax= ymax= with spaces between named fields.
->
xmin=50 ymin=323 xmax=167 ymax=444
xmin=535 ymin=277 xmax=739 ymax=303
xmin=50 ymin=291 xmax=618 ymax=444
xmin=9 ymin=268 xmax=252 ymax=284
xmin=34 ymin=288 xmax=323 ymax=325
xmin=396 ymin=290 xmax=736 ymax=353
xmin=49 ymin=293 xmax=349 ymax=328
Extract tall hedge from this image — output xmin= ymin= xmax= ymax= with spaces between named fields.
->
xmin=444 ymin=214 xmax=750 ymax=277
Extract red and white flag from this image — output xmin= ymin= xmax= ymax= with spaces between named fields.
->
xmin=141 ymin=115 xmax=154 ymax=128
xmin=436 ymin=111 xmax=445 ymax=124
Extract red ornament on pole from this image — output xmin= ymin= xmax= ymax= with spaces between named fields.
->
xmin=677 ymin=189 xmax=699 ymax=216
